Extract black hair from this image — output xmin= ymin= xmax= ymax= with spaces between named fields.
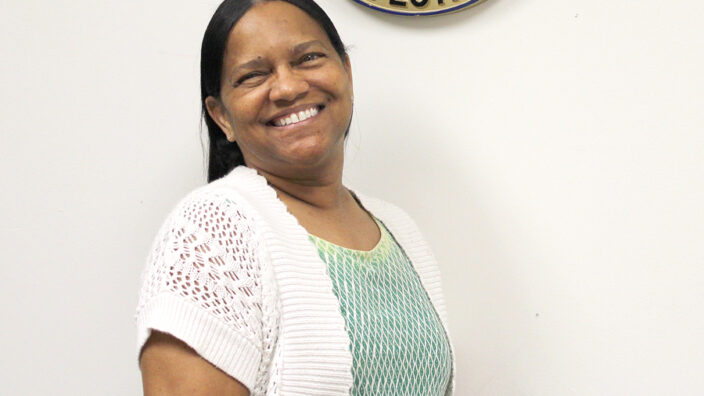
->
xmin=201 ymin=0 xmax=348 ymax=182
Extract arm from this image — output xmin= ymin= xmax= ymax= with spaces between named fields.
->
xmin=136 ymin=192 xmax=267 ymax=395
xmin=140 ymin=331 xmax=249 ymax=396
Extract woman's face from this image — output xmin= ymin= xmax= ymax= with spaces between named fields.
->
xmin=206 ymin=1 xmax=353 ymax=178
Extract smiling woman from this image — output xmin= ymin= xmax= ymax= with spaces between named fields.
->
xmin=205 ymin=2 xmax=354 ymax=179
xmin=135 ymin=1 xmax=455 ymax=395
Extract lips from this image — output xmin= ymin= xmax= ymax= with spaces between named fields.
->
xmin=268 ymin=105 xmax=324 ymax=127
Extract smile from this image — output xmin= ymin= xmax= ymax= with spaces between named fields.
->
xmin=270 ymin=105 xmax=322 ymax=127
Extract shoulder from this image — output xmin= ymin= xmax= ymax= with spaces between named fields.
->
xmin=352 ymin=190 xmax=434 ymax=264
xmin=161 ymin=166 xmax=268 ymax=232
xmin=352 ymin=191 xmax=422 ymax=239
xmin=141 ymin=166 xmax=274 ymax=305
xmin=141 ymin=168 xmax=270 ymax=291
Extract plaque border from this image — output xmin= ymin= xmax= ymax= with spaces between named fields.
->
xmin=351 ymin=0 xmax=485 ymax=16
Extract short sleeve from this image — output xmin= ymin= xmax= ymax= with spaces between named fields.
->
xmin=135 ymin=190 xmax=266 ymax=390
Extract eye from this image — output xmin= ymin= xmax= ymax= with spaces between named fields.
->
xmin=298 ymin=52 xmax=326 ymax=65
xmin=234 ymin=71 xmax=267 ymax=87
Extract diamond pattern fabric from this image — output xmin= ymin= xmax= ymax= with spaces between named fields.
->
xmin=309 ymin=218 xmax=452 ymax=395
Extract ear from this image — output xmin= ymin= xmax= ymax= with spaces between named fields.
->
xmin=343 ymin=56 xmax=354 ymax=98
xmin=205 ymin=96 xmax=236 ymax=142
xmin=343 ymin=55 xmax=352 ymax=73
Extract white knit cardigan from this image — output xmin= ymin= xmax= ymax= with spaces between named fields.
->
xmin=136 ymin=166 xmax=455 ymax=395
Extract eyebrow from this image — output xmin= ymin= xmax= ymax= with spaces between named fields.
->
xmin=291 ymin=40 xmax=326 ymax=55
xmin=231 ymin=57 xmax=266 ymax=75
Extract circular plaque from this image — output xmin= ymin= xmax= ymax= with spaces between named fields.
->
xmin=352 ymin=0 xmax=484 ymax=16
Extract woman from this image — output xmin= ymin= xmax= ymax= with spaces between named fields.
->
xmin=136 ymin=0 xmax=455 ymax=395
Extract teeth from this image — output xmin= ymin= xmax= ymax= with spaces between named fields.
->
xmin=273 ymin=106 xmax=319 ymax=127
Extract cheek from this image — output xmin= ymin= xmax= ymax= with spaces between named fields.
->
xmin=335 ymin=72 xmax=353 ymax=97
xmin=313 ymin=64 xmax=352 ymax=95
xmin=231 ymin=95 xmax=255 ymax=118
xmin=229 ymin=97 xmax=263 ymax=132
xmin=321 ymin=74 xmax=353 ymax=110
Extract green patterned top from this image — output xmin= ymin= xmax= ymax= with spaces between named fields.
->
xmin=309 ymin=218 xmax=452 ymax=395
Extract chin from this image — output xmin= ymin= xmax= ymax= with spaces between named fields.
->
xmin=285 ymin=137 xmax=342 ymax=165
xmin=282 ymin=146 xmax=341 ymax=172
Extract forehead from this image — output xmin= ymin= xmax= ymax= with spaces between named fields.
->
xmin=225 ymin=1 xmax=332 ymax=62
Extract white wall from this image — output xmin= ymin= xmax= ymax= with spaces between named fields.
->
xmin=1 ymin=0 xmax=702 ymax=394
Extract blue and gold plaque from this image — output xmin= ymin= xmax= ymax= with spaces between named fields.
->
xmin=352 ymin=0 xmax=484 ymax=16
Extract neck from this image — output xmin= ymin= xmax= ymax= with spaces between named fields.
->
xmin=251 ymin=159 xmax=349 ymax=211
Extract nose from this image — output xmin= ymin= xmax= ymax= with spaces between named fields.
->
xmin=269 ymin=66 xmax=309 ymax=103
